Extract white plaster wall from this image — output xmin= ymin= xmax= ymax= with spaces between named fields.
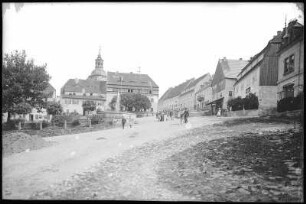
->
xmin=234 ymin=67 xmax=260 ymax=98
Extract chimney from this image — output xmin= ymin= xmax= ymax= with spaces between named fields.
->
xmin=74 ymin=78 xmax=79 ymax=84
xmin=277 ymin=31 xmax=281 ymax=36
xmin=223 ymin=57 xmax=226 ymax=60
xmin=239 ymin=58 xmax=243 ymax=60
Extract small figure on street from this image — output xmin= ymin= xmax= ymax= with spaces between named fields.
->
xmin=170 ymin=111 xmax=173 ymax=120
xmin=179 ymin=109 xmax=184 ymax=125
xmin=122 ymin=115 xmax=127 ymax=129
xmin=184 ymin=108 xmax=189 ymax=123
xmin=217 ymin=108 xmax=221 ymax=117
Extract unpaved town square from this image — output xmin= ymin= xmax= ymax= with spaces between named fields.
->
xmin=3 ymin=116 xmax=303 ymax=202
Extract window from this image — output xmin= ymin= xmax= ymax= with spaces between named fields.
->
xmin=283 ymin=84 xmax=294 ymax=98
xmin=284 ymin=55 xmax=295 ymax=75
xmin=72 ymin=100 xmax=79 ymax=104
xmin=149 ymin=90 xmax=152 ymax=94
xmin=73 ymin=93 xmax=76 ymax=95
xmin=90 ymin=93 xmax=93 ymax=96
xmin=229 ymin=91 xmax=232 ymax=97
xmin=83 ymin=93 xmax=86 ymax=96
xmin=246 ymin=87 xmax=251 ymax=94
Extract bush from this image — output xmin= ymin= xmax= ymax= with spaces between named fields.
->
xmin=228 ymin=97 xmax=243 ymax=111
xmin=277 ymin=92 xmax=303 ymax=112
xmin=51 ymin=113 xmax=82 ymax=127
xmin=71 ymin=119 xmax=80 ymax=127
xmin=228 ymin=93 xmax=259 ymax=111
xmin=244 ymin=93 xmax=259 ymax=110
xmin=2 ymin=118 xmax=26 ymax=131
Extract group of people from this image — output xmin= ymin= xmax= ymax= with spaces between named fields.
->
xmin=178 ymin=108 xmax=189 ymax=124
xmin=156 ymin=108 xmax=189 ymax=125
xmin=156 ymin=110 xmax=174 ymax=121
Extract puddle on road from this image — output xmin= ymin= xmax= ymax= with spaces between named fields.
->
xmin=96 ymin=137 xmax=106 ymax=140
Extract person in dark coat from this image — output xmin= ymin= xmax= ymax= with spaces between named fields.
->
xmin=122 ymin=115 xmax=127 ymax=129
xmin=184 ymin=108 xmax=189 ymax=123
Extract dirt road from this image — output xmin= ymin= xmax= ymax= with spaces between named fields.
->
xmin=3 ymin=116 xmax=226 ymax=199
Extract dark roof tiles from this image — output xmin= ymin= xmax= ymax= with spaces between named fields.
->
xmin=107 ymin=72 xmax=158 ymax=88
xmin=62 ymin=79 xmax=107 ymax=94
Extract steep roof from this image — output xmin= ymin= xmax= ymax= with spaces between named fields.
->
xmin=43 ymin=83 xmax=56 ymax=97
xmin=107 ymin=72 xmax=158 ymax=88
xmin=159 ymin=88 xmax=173 ymax=102
xmin=165 ymin=78 xmax=194 ymax=99
xmin=195 ymin=80 xmax=212 ymax=94
xmin=223 ymin=59 xmax=249 ymax=78
xmin=62 ymin=79 xmax=107 ymax=94
xmin=185 ymin=73 xmax=210 ymax=90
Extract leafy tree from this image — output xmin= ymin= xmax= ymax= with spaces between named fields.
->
xmin=46 ymin=101 xmax=63 ymax=116
xmin=82 ymin=100 xmax=96 ymax=115
xmin=2 ymin=50 xmax=51 ymax=121
xmin=110 ymin=93 xmax=151 ymax=112
xmin=14 ymin=102 xmax=32 ymax=115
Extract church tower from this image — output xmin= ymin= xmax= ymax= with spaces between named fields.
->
xmin=88 ymin=47 xmax=107 ymax=81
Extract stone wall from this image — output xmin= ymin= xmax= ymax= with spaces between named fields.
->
xmin=258 ymin=86 xmax=278 ymax=115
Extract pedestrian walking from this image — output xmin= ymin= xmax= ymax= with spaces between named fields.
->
xmin=180 ymin=109 xmax=184 ymax=125
xmin=121 ymin=115 xmax=127 ymax=129
xmin=170 ymin=111 xmax=173 ymax=120
xmin=184 ymin=108 xmax=189 ymax=123
xmin=217 ymin=108 xmax=221 ymax=117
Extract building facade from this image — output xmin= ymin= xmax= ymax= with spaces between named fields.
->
xmin=61 ymin=49 xmax=159 ymax=114
xmin=179 ymin=73 xmax=211 ymax=110
xmin=209 ymin=58 xmax=249 ymax=114
xmin=277 ymin=20 xmax=304 ymax=100
xmin=158 ymin=79 xmax=194 ymax=111
xmin=106 ymin=71 xmax=159 ymax=112
xmin=195 ymin=80 xmax=213 ymax=111
xmin=234 ymin=30 xmax=283 ymax=115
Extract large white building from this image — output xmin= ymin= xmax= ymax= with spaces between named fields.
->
xmin=60 ymin=49 xmax=159 ymax=114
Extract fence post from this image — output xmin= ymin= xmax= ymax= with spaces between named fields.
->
xmin=18 ymin=121 xmax=21 ymax=130
xmin=64 ymin=120 xmax=67 ymax=129
xmin=40 ymin=121 xmax=42 ymax=130
xmin=89 ymin=118 xmax=91 ymax=128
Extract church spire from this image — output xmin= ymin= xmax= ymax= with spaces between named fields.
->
xmin=95 ymin=46 xmax=103 ymax=69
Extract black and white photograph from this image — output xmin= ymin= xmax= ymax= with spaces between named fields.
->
xmin=2 ymin=2 xmax=304 ymax=201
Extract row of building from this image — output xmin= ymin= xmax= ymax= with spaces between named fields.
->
xmin=158 ymin=19 xmax=304 ymax=116
xmin=3 ymin=49 xmax=159 ymax=122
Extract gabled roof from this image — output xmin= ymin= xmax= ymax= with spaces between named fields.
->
xmin=195 ymin=81 xmax=212 ymax=94
xmin=62 ymin=79 xmax=107 ymax=94
xmin=185 ymin=73 xmax=210 ymax=90
xmin=43 ymin=83 xmax=56 ymax=97
xmin=107 ymin=72 xmax=158 ymax=88
xmin=164 ymin=78 xmax=194 ymax=100
xmin=159 ymin=87 xmax=173 ymax=102
xmin=236 ymin=28 xmax=285 ymax=84
xmin=223 ymin=59 xmax=249 ymax=78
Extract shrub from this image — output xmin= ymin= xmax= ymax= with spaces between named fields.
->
xmin=244 ymin=93 xmax=259 ymax=110
xmin=71 ymin=119 xmax=80 ymax=127
xmin=277 ymin=92 xmax=303 ymax=112
xmin=2 ymin=118 xmax=26 ymax=131
xmin=51 ymin=114 xmax=81 ymax=127
xmin=228 ymin=97 xmax=243 ymax=111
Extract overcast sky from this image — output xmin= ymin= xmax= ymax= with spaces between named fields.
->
xmin=3 ymin=3 xmax=303 ymax=97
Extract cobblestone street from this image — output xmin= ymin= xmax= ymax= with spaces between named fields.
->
xmin=20 ymin=116 xmax=303 ymax=202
